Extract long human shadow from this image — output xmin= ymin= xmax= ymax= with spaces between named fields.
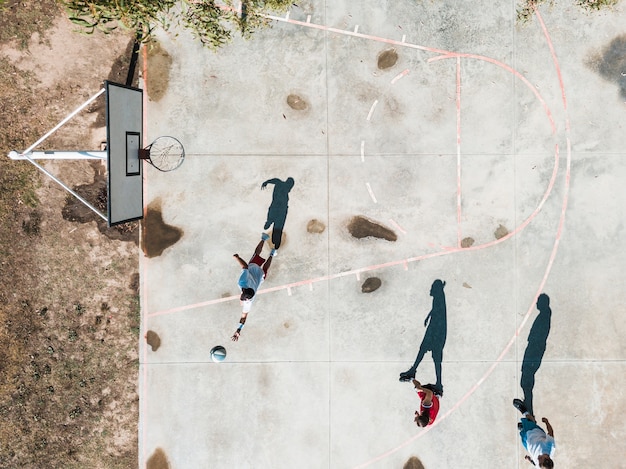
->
xmin=399 ymin=280 xmax=447 ymax=395
xmin=261 ymin=177 xmax=294 ymax=249
xmin=520 ymin=293 xmax=552 ymax=415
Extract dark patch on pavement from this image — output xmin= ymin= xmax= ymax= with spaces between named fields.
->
xmin=307 ymin=219 xmax=326 ymax=233
xmin=287 ymin=94 xmax=308 ymax=110
xmin=494 ymin=224 xmax=509 ymax=240
xmin=587 ymin=35 xmax=626 ymax=99
xmin=361 ymin=277 xmax=382 ymax=293
xmin=146 ymin=330 xmax=161 ymax=351
xmin=142 ymin=199 xmax=183 ymax=258
xmin=461 ymin=237 xmax=475 ymax=248
xmin=377 ymin=48 xmax=398 ymax=69
xmin=348 ymin=215 xmax=397 ymax=241
xmin=147 ymin=447 xmax=170 ymax=469
xmin=146 ymin=40 xmax=172 ymax=102
xmin=61 ymin=161 xmax=138 ymax=243
xmin=403 ymin=456 xmax=426 ymax=469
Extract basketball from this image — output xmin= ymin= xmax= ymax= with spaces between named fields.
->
xmin=210 ymin=345 xmax=227 ymax=362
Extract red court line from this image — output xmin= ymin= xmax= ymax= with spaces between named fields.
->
xmin=266 ymin=13 xmax=452 ymax=55
xmin=139 ymin=43 xmax=149 ymax=469
xmin=456 ymin=56 xmax=463 ymax=247
xmin=140 ymin=10 xmax=571 ymax=468
xmin=354 ymin=6 xmax=573 ymax=467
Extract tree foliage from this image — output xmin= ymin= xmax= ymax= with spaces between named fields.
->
xmin=59 ymin=0 xmax=292 ymax=49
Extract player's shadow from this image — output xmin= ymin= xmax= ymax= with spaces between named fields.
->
xmin=399 ymin=280 xmax=447 ymax=394
xmin=261 ymin=177 xmax=294 ymax=249
xmin=520 ymin=293 xmax=552 ymax=415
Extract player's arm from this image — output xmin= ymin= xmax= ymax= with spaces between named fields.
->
xmin=233 ymin=253 xmax=248 ymax=269
xmin=524 ymin=455 xmax=536 ymax=466
xmin=231 ymin=313 xmax=248 ymax=341
xmin=412 ymin=380 xmax=433 ymax=406
xmin=541 ymin=417 xmax=554 ymax=437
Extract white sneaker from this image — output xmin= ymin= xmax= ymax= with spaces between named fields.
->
xmin=270 ymin=248 xmax=278 ymax=257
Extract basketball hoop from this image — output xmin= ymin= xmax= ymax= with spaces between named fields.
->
xmin=139 ymin=136 xmax=185 ymax=172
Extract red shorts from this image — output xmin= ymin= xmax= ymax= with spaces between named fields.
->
xmin=249 ymin=254 xmax=268 ymax=276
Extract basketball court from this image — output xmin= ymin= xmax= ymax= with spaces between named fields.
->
xmin=138 ymin=1 xmax=626 ymax=467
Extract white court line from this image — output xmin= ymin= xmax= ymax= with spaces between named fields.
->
xmin=389 ymin=218 xmax=407 ymax=234
xmin=365 ymin=182 xmax=378 ymax=203
xmin=366 ymin=100 xmax=378 ymax=121
xmin=360 ymin=140 xmax=365 ymax=162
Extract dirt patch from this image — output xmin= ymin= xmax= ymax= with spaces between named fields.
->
xmin=0 ymin=4 xmax=138 ymax=468
xmin=146 ymin=40 xmax=172 ymax=102
xmin=377 ymin=48 xmax=398 ymax=70
xmin=461 ymin=236 xmax=475 ymax=248
xmin=147 ymin=447 xmax=170 ymax=469
xmin=307 ymin=219 xmax=326 ymax=233
xmin=142 ymin=198 xmax=184 ymax=258
xmin=403 ymin=456 xmax=426 ymax=469
xmin=587 ymin=34 xmax=626 ymax=100
xmin=287 ymin=93 xmax=308 ymax=110
xmin=361 ymin=277 xmax=382 ymax=293
xmin=347 ymin=215 xmax=397 ymax=241
xmin=61 ymin=161 xmax=139 ymax=243
xmin=146 ymin=330 xmax=162 ymax=351
xmin=494 ymin=224 xmax=509 ymax=240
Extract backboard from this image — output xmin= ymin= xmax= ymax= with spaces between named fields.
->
xmin=105 ymin=81 xmax=143 ymax=226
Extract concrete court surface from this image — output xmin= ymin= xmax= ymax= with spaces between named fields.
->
xmin=138 ymin=1 xmax=626 ymax=468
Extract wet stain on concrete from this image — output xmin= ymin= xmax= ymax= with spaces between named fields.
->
xmin=461 ymin=237 xmax=475 ymax=248
xmin=146 ymin=40 xmax=172 ymax=102
xmin=347 ymin=215 xmax=397 ymax=241
xmin=587 ymin=35 xmax=626 ymax=99
xmin=361 ymin=277 xmax=382 ymax=293
xmin=494 ymin=224 xmax=509 ymax=240
xmin=287 ymin=94 xmax=308 ymax=110
xmin=403 ymin=456 xmax=426 ymax=469
xmin=146 ymin=330 xmax=161 ymax=351
xmin=377 ymin=48 xmax=398 ymax=70
xmin=307 ymin=219 xmax=326 ymax=234
xmin=146 ymin=447 xmax=170 ymax=469
xmin=142 ymin=199 xmax=183 ymax=258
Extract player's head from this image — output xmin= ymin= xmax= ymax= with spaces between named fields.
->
xmin=414 ymin=412 xmax=430 ymax=427
xmin=240 ymin=288 xmax=255 ymax=301
xmin=538 ymin=455 xmax=554 ymax=468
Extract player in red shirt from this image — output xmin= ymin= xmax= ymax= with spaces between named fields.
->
xmin=412 ymin=380 xmax=441 ymax=427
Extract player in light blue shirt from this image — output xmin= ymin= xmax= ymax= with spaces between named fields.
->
xmin=231 ymin=233 xmax=277 ymax=341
